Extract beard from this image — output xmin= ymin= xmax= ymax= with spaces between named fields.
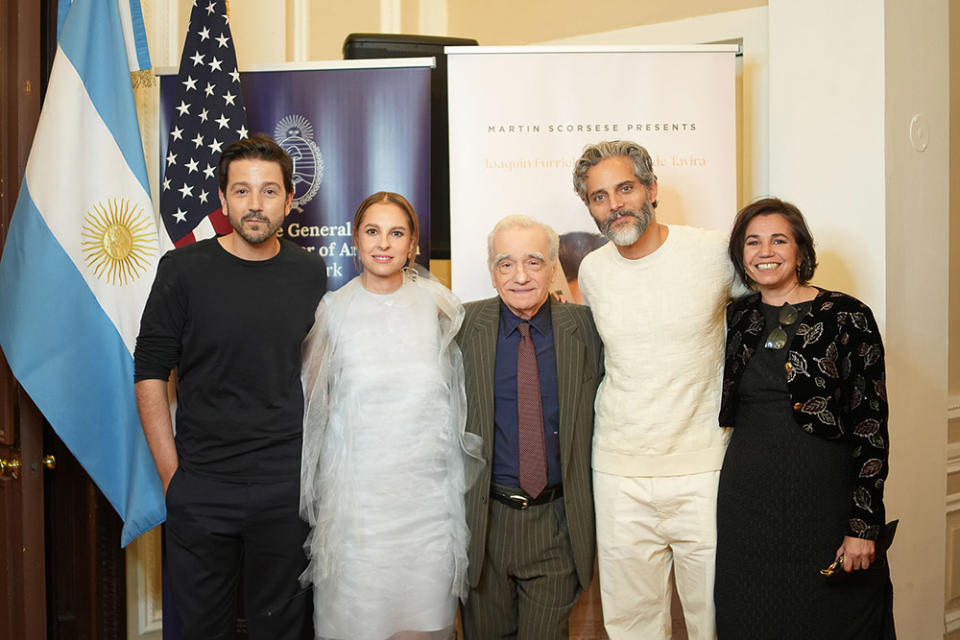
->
xmin=227 ymin=206 xmax=282 ymax=245
xmin=596 ymin=198 xmax=653 ymax=246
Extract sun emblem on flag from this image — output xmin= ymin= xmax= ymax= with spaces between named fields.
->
xmin=81 ymin=198 xmax=157 ymax=285
xmin=275 ymin=114 xmax=323 ymax=212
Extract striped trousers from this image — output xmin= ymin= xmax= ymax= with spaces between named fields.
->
xmin=461 ymin=495 xmax=580 ymax=639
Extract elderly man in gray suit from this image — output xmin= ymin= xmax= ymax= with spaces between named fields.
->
xmin=457 ymin=214 xmax=603 ymax=638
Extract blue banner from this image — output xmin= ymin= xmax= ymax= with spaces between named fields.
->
xmin=161 ymin=64 xmax=432 ymax=290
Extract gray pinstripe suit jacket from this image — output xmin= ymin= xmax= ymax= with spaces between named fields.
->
xmin=456 ymin=297 xmax=603 ymax=590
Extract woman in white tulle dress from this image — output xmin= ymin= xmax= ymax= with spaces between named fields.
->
xmin=299 ymin=191 xmax=482 ymax=640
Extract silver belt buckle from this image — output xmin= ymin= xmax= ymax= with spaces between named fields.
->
xmin=508 ymin=493 xmax=529 ymax=509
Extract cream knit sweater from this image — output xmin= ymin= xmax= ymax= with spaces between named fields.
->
xmin=579 ymin=225 xmax=734 ymax=477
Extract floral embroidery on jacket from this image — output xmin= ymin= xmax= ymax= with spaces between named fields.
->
xmin=719 ymin=289 xmax=889 ymax=539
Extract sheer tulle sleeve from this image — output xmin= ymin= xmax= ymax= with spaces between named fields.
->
xmin=299 ymin=296 xmax=331 ymax=527
xmin=300 ymin=277 xmax=373 ymax=592
xmin=426 ymin=275 xmax=483 ymax=600
xmin=298 ymin=285 xmax=359 ymax=592
xmin=427 ymin=275 xmax=484 ymax=491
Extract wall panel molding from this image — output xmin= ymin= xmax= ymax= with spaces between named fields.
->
xmin=125 ymin=527 xmax=162 ymax=639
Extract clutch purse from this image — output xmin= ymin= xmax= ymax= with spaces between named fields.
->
xmin=820 ymin=520 xmax=898 ymax=581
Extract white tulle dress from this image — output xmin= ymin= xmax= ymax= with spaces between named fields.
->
xmin=299 ymin=272 xmax=482 ymax=640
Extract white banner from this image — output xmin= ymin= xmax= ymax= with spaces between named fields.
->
xmin=448 ymin=46 xmax=738 ymax=302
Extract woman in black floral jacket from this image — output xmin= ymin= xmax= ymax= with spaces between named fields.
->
xmin=714 ymin=198 xmax=892 ymax=639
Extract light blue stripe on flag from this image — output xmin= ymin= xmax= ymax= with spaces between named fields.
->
xmin=59 ymin=0 xmax=150 ymax=194
xmin=58 ymin=1 xmax=151 ymax=73
xmin=126 ymin=0 xmax=151 ymax=71
xmin=0 ymin=186 xmax=164 ymax=546
xmin=56 ymin=0 xmax=72 ymax=44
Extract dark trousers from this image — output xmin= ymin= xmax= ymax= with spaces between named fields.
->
xmin=165 ymin=469 xmax=312 ymax=640
xmin=462 ymin=497 xmax=580 ymax=639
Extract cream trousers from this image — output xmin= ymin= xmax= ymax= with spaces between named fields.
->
xmin=594 ymin=469 xmax=720 ymax=640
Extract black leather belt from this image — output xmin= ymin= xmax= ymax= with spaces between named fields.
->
xmin=490 ymin=484 xmax=563 ymax=510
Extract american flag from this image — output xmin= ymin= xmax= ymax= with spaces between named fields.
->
xmin=160 ymin=0 xmax=248 ymax=247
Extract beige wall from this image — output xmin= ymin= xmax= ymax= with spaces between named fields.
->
xmin=883 ymin=0 xmax=951 ymax=630
xmin=164 ymin=1 xmax=773 ymax=64
xmin=307 ymin=0 xmax=383 ymax=61
xmin=768 ymin=2 xmax=886 ymax=316
xmin=158 ymin=0 xmax=773 ymax=66
xmin=947 ymin=2 xmax=960 ymax=637
xmin=166 ymin=0 xmax=289 ymax=68
xmin=163 ymin=1 xmax=385 ymax=66
xmin=447 ymin=0 xmax=765 ymax=44
xmin=950 ymin=0 xmax=960 ymax=400
xmin=769 ymin=2 xmax=950 ymax=638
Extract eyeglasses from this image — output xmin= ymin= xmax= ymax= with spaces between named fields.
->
xmin=764 ymin=303 xmax=799 ymax=350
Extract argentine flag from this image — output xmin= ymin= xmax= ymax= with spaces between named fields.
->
xmin=0 ymin=0 xmax=163 ymax=546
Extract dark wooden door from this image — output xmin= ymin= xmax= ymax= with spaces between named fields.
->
xmin=0 ymin=386 xmax=47 ymax=640
xmin=43 ymin=425 xmax=127 ymax=640
xmin=0 ymin=0 xmax=46 ymax=636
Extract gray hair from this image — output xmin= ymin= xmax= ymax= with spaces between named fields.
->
xmin=486 ymin=214 xmax=560 ymax=270
xmin=572 ymin=140 xmax=658 ymax=206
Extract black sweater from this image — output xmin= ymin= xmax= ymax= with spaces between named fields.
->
xmin=134 ymin=238 xmax=327 ymax=480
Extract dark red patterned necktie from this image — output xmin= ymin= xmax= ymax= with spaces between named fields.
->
xmin=517 ymin=322 xmax=547 ymax=498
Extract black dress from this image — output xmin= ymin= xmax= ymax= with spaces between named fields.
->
xmin=715 ymin=302 xmax=890 ymax=639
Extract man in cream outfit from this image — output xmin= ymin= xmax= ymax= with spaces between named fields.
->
xmin=573 ymin=140 xmax=736 ymax=639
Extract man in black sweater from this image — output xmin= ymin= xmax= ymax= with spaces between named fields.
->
xmin=134 ymin=134 xmax=326 ymax=640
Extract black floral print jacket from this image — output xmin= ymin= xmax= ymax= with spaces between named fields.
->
xmin=719 ymin=288 xmax=889 ymax=540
